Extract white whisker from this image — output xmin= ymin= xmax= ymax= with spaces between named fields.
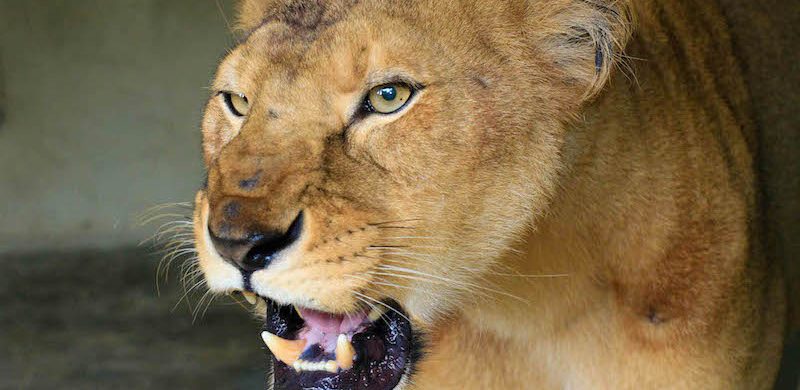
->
xmin=376 ymin=264 xmax=529 ymax=304
xmin=351 ymin=291 xmax=411 ymax=323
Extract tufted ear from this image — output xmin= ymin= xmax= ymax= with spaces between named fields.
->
xmin=528 ymin=0 xmax=634 ymax=99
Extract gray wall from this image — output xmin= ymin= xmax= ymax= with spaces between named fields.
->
xmin=0 ymin=0 xmax=235 ymax=253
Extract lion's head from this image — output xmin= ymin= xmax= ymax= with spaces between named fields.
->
xmin=192 ymin=0 xmax=631 ymax=388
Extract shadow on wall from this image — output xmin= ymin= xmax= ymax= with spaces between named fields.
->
xmin=0 ymin=247 xmax=265 ymax=389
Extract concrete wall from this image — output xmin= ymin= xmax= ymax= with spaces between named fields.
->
xmin=0 ymin=0 xmax=235 ymax=253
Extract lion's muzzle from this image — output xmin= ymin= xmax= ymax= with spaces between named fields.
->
xmin=208 ymin=211 xmax=304 ymax=272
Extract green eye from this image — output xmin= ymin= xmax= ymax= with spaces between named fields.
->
xmin=366 ymin=83 xmax=412 ymax=114
xmin=222 ymin=92 xmax=249 ymax=117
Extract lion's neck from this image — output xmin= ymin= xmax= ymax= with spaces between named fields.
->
xmin=414 ymin=1 xmax=769 ymax=387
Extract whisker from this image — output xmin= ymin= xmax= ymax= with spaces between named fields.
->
xmin=172 ymin=275 xmax=206 ymax=312
xmin=138 ymin=213 xmax=193 ymax=228
xmin=487 ymin=272 xmax=570 ymax=279
xmin=198 ymin=292 xmax=219 ymax=322
xmin=347 ymin=274 xmax=439 ymax=299
xmin=374 ymin=226 xmax=417 ymax=230
xmin=138 ymin=200 xmax=206 ymax=317
xmin=349 ymin=290 xmax=391 ymax=328
xmin=376 ymin=264 xmax=529 ymax=304
xmin=352 ymin=291 xmax=411 ymax=324
xmin=136 ymin=202 xmax=193 ymax=222
xmin=367 ymin=218 xmax=423 ymax=226
xmin=192 ymin=290 xmax=213 ymax=323
xmin=371 ymin=244 xmax=449 ymax=251
xmin=375 ymin=236 xmax=446 ymax=241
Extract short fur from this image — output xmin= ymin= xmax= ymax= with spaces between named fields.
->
xmin=193 ymin=0 xmax=787 ymax=388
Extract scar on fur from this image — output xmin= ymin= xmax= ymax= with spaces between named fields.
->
xmin=472 ymin=75 xmax=491 ymax=89
xmin=223 ymin=201 xmax=241 ymax=218
xmin=239 ymin=171 xmax=263 ymax=190
xmin=646 ymin=307 xmax=666 ymax=325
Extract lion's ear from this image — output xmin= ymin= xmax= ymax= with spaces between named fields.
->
xmin=529 ymin=0 xmax=634 ymax=99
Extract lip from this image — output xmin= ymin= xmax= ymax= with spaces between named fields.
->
xmin=261 ymin=298 xmax=418 ymax=390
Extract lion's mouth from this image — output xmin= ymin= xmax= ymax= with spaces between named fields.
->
xmin=260 ymin=298 xmax=416 ymax=390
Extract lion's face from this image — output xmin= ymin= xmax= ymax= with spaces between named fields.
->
xmin=193 ymin=0 xmax=626 ymax=388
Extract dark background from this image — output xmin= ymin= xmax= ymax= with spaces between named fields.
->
xmin=0 ymin=1 xmax=797 ymax=389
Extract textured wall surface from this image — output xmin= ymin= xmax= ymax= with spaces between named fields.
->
xmin=721 ymin=2 xmax=800 ymax=383
xmin=718 ymin=0 xmax=800 ymax=330
xmin=0 ymin=0 xmax=235 ymax=253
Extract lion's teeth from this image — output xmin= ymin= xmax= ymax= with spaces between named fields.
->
xmin=325 ymin=360 xmax=338 ymax=373
xmin=294 ymin=305 xmax=304 ymax=319
xmin=368 ymin=306 xmax=386 ymax=322
xmin=242 ymin=291 xmax=258 ymax=305
xmin=335 ymin=334 xmax=355 ymax=370
xmin=261 ymin=331 xmax=306 ymax=366
xmin=291 ymin=359 xmax=338 ymax=372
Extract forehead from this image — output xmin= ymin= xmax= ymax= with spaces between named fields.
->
xmin=214 ymin=1 xmax=442 ymax=91
xmin=246 ymin=0 xmax=361 ymax=43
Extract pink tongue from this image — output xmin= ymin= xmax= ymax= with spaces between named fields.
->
xmin=298 ymin=308 xmax=367 ymax=334
xmin=297 ymin=308 xmax=368 ymax=353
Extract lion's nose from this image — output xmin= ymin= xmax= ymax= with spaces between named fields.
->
xmin=208 ymin=211 xmax=304 ymax=272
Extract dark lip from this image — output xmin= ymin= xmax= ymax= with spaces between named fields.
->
xmin=261 ymin=299 xmax=420 ymax=390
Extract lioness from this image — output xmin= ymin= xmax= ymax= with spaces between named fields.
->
xmin=191 ymin=0 xmax=787 ymax=388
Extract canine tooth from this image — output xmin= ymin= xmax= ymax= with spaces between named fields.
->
xmin=293 ymin=360 xmax=302 ymax=371
xmin=242 ymin=291 xmax=258 ymax=305
xmin=325 ymin=360 xmax=338 ymax=373
xmin=294 ymin=305 xmax=304 ymax=319
xmin=261 ymin=331 xmax=306 ymax=366
xmin=335 ymin=334 xmax=355 ymax=370
xmin=368 ymin=306 xmax=386 ymax=322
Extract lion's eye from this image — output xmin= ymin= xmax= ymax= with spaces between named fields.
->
xmin=221 ymin=92 xmax=250 ymax=117
xmin=365 ymin=83 xmax=413 ymax=114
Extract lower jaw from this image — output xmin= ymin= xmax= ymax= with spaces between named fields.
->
xmin=262 ymin=299 xmax=418 ymax=390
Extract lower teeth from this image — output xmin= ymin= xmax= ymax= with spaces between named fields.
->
xmin=292 ymin=359 xmax=339 ymax=373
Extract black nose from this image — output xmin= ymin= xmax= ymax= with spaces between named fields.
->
xmin=209 ymin=212 xmax=304 ymax=272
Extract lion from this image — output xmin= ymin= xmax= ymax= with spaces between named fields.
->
xmin=190 ymin=0 xmax=788 ymax=388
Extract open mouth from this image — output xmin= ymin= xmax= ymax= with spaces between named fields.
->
xmin=259 ymin=298 xmax=417 ymax=390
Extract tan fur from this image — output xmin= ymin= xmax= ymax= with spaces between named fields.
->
xmin=193 ymin=0 xmax=786 ymax=388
